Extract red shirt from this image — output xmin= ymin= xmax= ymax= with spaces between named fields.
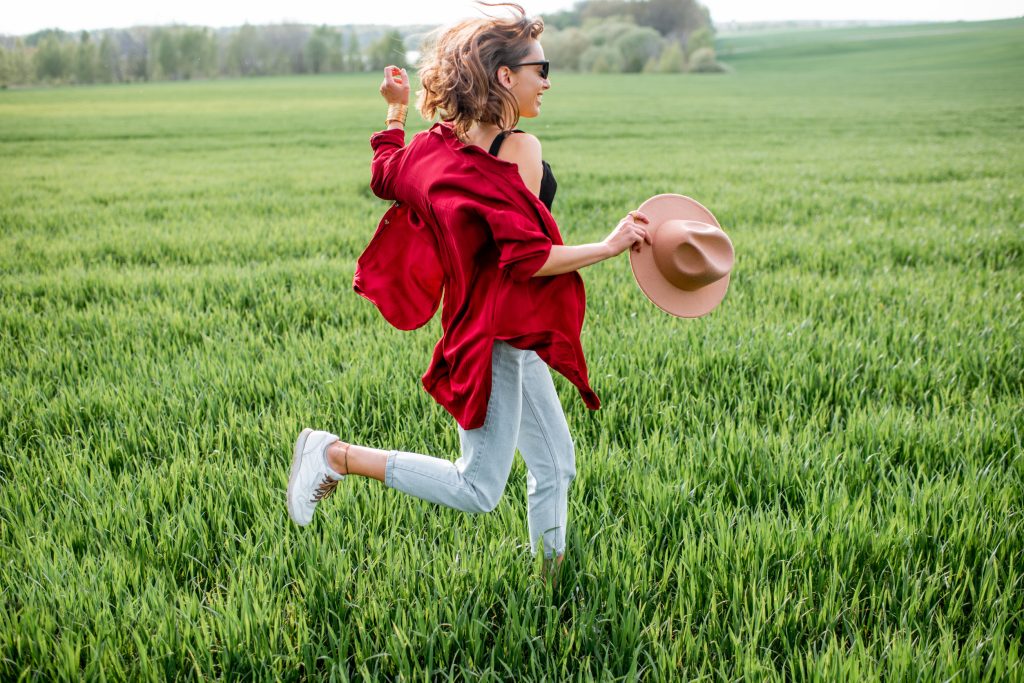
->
xmin=353 ymin=121 xmax=600 ymax=430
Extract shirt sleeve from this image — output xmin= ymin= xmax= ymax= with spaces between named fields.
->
xmin=486 ymin=206 xmax=553 ymax=282
xmin=369 ymin=128 xmax=406 ymax=201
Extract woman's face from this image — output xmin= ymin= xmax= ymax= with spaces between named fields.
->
xmin=498 ymin=39 xmax=551 ymax=118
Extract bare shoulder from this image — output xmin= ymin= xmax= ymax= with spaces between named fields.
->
xmin=498 ymin=132 xmax=543 ymax=195
xmin=500 ymin=131 xmax=542 ymax=162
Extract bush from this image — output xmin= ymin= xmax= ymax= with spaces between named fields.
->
xmin=686 ymin=26 xmax=714 ymax=54
xmin=655 ymin=41 xmax=685 ymax=73
xmin=613 ymin=26 xmax=663 ymax=73
xmin=582 ymin=18 xmax=637 ymax=47
xmin=687 ymin=46 xmax=727 ymax=73
xmin=579 ymin=44 xmax=624 ymax=73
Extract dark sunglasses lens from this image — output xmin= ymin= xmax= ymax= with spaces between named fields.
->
xmin=541 ymin=62 xmax=549 ymax=79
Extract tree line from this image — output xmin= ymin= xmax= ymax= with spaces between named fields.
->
xmin=0 ymin=25 xmax=410 ymax=86
xmin=540 ymin=0 xmax=724 ymax=73
xmin=0 ymin=0 xmax=720 ymax=87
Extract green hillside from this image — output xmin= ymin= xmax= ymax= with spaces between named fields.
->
xmin=717 ymin=18 xmax=1024 ymax=85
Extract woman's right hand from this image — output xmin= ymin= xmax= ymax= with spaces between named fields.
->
xmin=379 ymin=65 xmax=410 ymax=105
xmin=603 ymin=210 xmax=652 ymax=257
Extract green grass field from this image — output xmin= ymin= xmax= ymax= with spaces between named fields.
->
xmin=1 ymin=17 xmax=1022 ymax=681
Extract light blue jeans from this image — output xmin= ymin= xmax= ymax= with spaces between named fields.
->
xmin=384 ymin=340 xmax=577 ymax=559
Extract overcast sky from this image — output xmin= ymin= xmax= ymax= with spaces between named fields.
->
xmin=3 ymin=1 xmax=1021 ymax=36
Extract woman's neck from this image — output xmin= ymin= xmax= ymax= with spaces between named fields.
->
xmin=461 ymin=121 xmax=503 ymax=147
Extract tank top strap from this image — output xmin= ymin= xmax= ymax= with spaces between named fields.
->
xmin=488 ymin=128 xmax=526 ymax=157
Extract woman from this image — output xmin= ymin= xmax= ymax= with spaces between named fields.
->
xmin=287 ymin=2 xmax=650 ymax=581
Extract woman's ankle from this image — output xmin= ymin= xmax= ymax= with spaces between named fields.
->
xmin=325 ymin=441 xmax=350 ymax=475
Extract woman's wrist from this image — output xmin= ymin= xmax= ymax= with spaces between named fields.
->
xmin=385 ymin=102 xmax=408 ymax=128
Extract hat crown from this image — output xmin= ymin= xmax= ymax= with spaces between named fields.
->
xmin=653 ymin=220 xmax=734 ymax=291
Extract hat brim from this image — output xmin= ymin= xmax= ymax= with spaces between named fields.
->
xmin=629 ymin=194 xmax=731 ymax=318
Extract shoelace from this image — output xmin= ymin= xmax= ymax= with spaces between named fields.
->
xmin=309 ymin=442 xmax=349 ymax=504
xmin=311 ymin=476 xmax=338 ymax=503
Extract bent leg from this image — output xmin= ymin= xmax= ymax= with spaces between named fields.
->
xmin=517 ymin=351 xmax=577 ymax=559
xmin=384 ymin=341 xmax=525 ymax=513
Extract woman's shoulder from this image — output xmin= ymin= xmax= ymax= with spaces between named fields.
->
xmin=503 ymin=129 xmax=542 ymax=152
xmin=498 ymin=130 xmax=543 ymax=168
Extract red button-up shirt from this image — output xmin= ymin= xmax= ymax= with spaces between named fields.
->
xmin=353 ymin=121 xmax=600 ymax=430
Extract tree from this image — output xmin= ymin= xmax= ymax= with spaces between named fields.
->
xmin=261 ymin=24 xmax=309 ymax=74
xmin=35 ymin=35 xmax=71 ymax=83
xmin=542 ymin=7 xmax=583 ymax=30
xmin=0 ymin=46 xmax=10 ymax=87
xmin=306 ymin=25 xmax=341 ymax=74
xmin=97 ymin=34 xmax=120 ymax=82
xmin=178 ymin=28 xmax=214 ymax=79
xmin=650 ymin=41 xmax=684 ymax=72
xmin=3 ymin=39 xmax=32 ymax=85
xmin=345 ymin=30 xmax=363 ymax=72
xmin=541 ymin=27 xmax=591 ymax=72
xmin=637 ymin=0 xmax=711 ymax=41
xmin=366 ymin=30 xmax=407 ymax=71
xmin=579 ymin=44 xmax=623 ymax=73
xmin=686 ymin=26 xmax=714 ymax=55
xmin=74 ymin=31 xmax=98 ymax=83
xmin=568 ymin=0 xmax=712 ymax=42
xmin=581 ymin=1 xmax=635 ymax=22
xmin=326 ymin=29 xmax=345 ymax=72
xmin=152 ymin=29 xmax=179 ymax=79
xmin=226 ymin=24 xmax=261 ymax=76
xmin=123 ymin=29 xmax=151 ymax=81
xmin=582 ymin=16 xmax=636 ymax=46
xmin=613 ymin=26 xmax=663 ymax=72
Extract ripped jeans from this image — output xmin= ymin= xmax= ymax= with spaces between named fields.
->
xmin=384 ymin=340 xmax=577 ymax=559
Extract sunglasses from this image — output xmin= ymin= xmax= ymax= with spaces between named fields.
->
xmin=508 ymin=60 xmax=550 ymax=79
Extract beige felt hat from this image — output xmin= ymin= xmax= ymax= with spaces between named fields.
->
xmin=628 ymin=194 xmax=734 ymax=318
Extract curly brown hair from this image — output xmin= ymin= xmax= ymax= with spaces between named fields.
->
xmin=415 ymin=2 xmax=544 ymax=142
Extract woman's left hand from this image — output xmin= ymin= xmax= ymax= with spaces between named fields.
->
xmin=379 ymin=66 xmax=410 ymax=106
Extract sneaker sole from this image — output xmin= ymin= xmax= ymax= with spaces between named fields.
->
xmin=287 ymin=427 xmax=313 ymax=526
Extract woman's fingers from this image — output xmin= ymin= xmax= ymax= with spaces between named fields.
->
xmin=384 ymin=66 xmax=408 ymax=85
xmin=625 ymin=212 xmax=653 ymax=249
xmin=627 ymin=221 xmax=651 ymax=242
xmin=381 ymin=66 xmax=411 ymax=103
xmin=631 ymin=224 xmax=651 ymax=253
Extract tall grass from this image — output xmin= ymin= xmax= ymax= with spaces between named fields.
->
xmin=1 ymin=18 xmax=1022 ymax=681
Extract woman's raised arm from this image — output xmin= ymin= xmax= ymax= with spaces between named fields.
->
xmin=370 ymin=66 xmax=411 ymax=200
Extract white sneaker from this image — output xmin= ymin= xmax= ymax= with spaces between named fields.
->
xmin=287 ymin=428 xmax=345 ymax=527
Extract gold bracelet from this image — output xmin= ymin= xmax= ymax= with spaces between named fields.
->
xmin=386 ymin=103 xmax=408 ymax=126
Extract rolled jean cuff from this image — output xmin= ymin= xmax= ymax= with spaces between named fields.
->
xmin=384 ymin=451 xmax=398 ymax=488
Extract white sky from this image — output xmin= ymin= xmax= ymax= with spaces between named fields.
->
xmin=2 ymin=1 xmax=1021 ymax=36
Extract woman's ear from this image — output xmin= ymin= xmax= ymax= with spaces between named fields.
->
xmin=496 ymin=65 xmax=513 ymax=89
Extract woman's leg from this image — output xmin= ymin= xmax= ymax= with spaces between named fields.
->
xmin=327 ymin=341 xmax=526 ymax=514
xmin=517 ymin=350 xmax=577 ymax=563
xmin=324 ymin=441 xmax=388 ymax=481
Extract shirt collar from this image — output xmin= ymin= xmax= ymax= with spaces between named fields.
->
xmin=433 ymin=120 xmax=519 ymax=173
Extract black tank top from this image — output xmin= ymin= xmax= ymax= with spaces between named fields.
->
xmin=488 ymin=129 xmax=557 ymax=211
